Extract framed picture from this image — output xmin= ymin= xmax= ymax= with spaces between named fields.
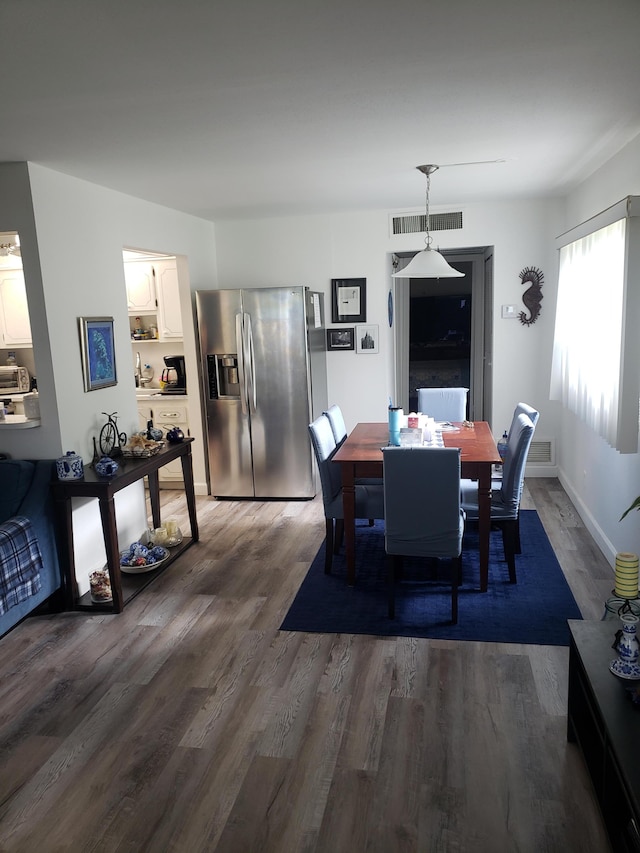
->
xmin=327 ymin=327 xmax=355 ymax=350
xmin=356 ymin=324 xmax=379 ymax=354
xmin=79 ymin=316 xmax=117 ymax=392
xmin=331 ymin=278 xmax=366 ymax=323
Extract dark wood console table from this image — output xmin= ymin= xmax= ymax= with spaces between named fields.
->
xmin=568 ymin=619 xmax=640 ymax=852
xmin=52 ymin=438 xmax=199 ymax=613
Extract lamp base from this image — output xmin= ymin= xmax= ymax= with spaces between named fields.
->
xmin=609 ymin=658 xmax=640 ymax=679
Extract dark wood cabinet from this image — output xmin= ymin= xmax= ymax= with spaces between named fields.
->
xmin=568 ymin=620 xmax=640 ymax=852
xmin=52 ymin=438 xmax=199 ymax=613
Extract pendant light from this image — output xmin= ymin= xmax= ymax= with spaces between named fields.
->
xmin=392 ymin=165 xmax=464 ymax=279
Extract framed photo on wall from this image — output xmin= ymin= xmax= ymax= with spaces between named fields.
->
xmin=356 ymin=324 xmax=379 ymax=354
xmin=79 ymin=316 xmax=117 ymax=391
xmin=331 ymin=278 xmax=367 ymax=323
xmin=327 ymin=327 xmax=355 ymax=350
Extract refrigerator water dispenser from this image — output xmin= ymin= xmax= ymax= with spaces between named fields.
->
xmin=207 ymin=353 xmax=240 ymax=399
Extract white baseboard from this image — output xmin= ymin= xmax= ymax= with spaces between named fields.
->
xmin=558 ymin=469 xmax=616 ymax=567
xmin=525 ymin=465 xmax=558 ymax=478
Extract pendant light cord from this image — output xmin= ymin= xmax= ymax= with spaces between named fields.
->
xmin=417 ymin=164 xmax=439 ymax=251
xmin=424 ymin=171 xmax=433 ymax=250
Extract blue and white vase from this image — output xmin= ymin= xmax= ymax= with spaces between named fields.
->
xmin=56 ymin=451 xmax=84 ymax=480
xmin=610 ymin=613 xmax=640 ymax=679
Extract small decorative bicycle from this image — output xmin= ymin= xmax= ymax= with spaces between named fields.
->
xmin=99 ymin=412 xmax=127 ymax=456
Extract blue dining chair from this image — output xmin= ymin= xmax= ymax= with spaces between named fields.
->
xmin=503 ymin=402 xmax=539 ymax=552
xmin=382 ymin=446 xmax=464 ymax=623
xmin=323 ymin=404 xmax=348 ymax=447
xmin=309 ymin=414 xmax=384 ymax=573
xmin=324 ymin=403 xmax=382 ymax=509
xmin=416 ymin=387 xmax=469 ymax=422
xmin=511 ymin=402 xmax=539 ymax=433
xmin=498 ymin=402 xmax=538 ymax=449
xmin=462 ymin=401 xmax=539 ymax=552
xmin=460 ymin=412 xmax=535 ymax=584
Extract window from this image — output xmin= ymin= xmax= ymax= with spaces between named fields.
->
xmin=550 ymin=197 xmax=640 ymax=453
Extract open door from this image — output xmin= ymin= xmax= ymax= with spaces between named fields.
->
xmin=392 ymin=247 xmax=493 ymax=423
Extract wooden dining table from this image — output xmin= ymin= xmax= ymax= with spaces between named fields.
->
xmin=332 ymin=421 xmax=502 ymax=591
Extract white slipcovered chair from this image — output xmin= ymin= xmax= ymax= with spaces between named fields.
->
xmin=416 ymin=387 xmax=469 ymax=422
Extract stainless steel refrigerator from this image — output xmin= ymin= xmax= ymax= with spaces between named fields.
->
xmin=196 ymin=286 xmax=328 ymax=499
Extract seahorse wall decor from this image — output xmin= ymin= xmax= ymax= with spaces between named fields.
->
xmin=518 ymin=266 xmax=544 ymax=325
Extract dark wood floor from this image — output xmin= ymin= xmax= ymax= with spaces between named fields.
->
xmin=0 ymin=479 xmax=615 ymax=852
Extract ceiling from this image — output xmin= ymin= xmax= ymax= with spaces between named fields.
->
xmin=3 ymin=0 xmax=640 ymax=221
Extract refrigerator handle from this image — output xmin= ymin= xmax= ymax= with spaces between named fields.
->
xmin=236 ymin=312 xmax=248 ymax=415
xmin=244 ymin=312 xmax=257 ymax=412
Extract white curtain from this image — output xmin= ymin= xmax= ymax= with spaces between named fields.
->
xmin=550 ymin=218 xmax=626 ymax=449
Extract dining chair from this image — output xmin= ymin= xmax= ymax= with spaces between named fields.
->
xmin=323 ymin=404 xmax=347 ymax=447
xmin=324 ymin=404 xmax=382 ymax=509
xmin=416 ymin=387 xmax=469 ymax=422
xmin=478 ymin=403 xmax=540 ymax=554
xmin=382 ymin=446 xmax=464 ymax=623
xmin=309 ymin=414 xmax=384 ymax=573
xmin=460 ymin=412 xmax=535 ymax=584
xmin=510 ymin=402 xmax=539 ymax=435
xmin=462 ymin=402 xmax=539 ymax=543
xmin=492 ymin=402 xmax=539 ymax=552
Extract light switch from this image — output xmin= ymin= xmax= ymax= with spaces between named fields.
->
xmin=501 ymin=304 xmax=518 ymax=319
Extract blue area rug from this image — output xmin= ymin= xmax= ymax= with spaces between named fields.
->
xmin=281 ymin=510 xmax=582 ymax=645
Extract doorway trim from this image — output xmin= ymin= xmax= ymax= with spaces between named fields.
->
xmin=390 ymin=246 xmax=493 ymax=421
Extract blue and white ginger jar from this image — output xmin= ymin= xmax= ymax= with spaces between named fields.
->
xmin=56 ymin=451 xmax=84 ymax=480
xmin=95 ymin=456 xmax=119 ymax=478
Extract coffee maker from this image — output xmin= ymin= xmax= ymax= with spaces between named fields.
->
xmin=162 ymin=355 xmax=187 ymax=393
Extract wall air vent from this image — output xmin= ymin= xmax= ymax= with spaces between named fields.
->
xmin=527 ymin=438 xmax=555 ymax=466
xmin=391 ymin=210 xmax=463 ymax=236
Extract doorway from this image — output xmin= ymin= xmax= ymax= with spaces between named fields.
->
xmin=392 ymin=247 xmax=493 ymax=421
xmin=0 ymin=231 xmax=37 ymax=397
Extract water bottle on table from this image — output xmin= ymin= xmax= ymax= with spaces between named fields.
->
xmin=388 ymin=406 xmax=403 ymax=446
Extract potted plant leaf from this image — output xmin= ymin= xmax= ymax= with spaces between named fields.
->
xmin=621 ymin=497 xmax=640 ymax=521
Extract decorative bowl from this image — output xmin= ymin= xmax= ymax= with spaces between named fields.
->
xmin=119 ymin=542 xmax=169 ymax=573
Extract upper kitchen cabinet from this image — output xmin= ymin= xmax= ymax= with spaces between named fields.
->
xmin=0 ymin=268 xmax=32 ymax=347
xmin=154 ymin=259 xmax=183 ymax=340
xmin=124 ymin=258 xmax=183 ymax=341
xmin=125 ymin=262 xmax=157 ymax=314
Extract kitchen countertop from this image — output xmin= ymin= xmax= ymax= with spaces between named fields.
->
xmin=135 ymin=390 xmax=188 ymax=399
xmin=0 ymin=414 xmax=40 ymax=429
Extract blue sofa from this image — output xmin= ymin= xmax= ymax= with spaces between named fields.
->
xmin=0 ymin=459 xmax=64 ymax=638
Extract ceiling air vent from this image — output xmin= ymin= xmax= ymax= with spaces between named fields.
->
xmin=392 ymin=210 xmax=463 ymax=236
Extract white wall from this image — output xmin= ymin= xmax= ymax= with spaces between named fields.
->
xmin=215 ymin=197 xmax=564 ymax=447
xmin=557 ymin=134 xmax=640 ymax=564
xmin=25 ymin=163 xmax=217 ymax=492
xmin=0 ymin=163 xmax=218 ymax=592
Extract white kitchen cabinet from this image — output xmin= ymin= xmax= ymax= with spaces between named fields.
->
xmin=137 ymin=398 xmax=189 ymax=485
xmin=125 ymin=259 xmax=182 ymax=341
xmin=125 ymin=262 xmax=157 ymax=314
xmin=154 ymin=260 xmax=183 ymax=340
xmin=0 ymin=269 xmax=32 ymax=347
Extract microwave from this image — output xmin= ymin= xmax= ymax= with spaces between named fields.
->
xmin=0 ymin=365 xmax=30 ymax=394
